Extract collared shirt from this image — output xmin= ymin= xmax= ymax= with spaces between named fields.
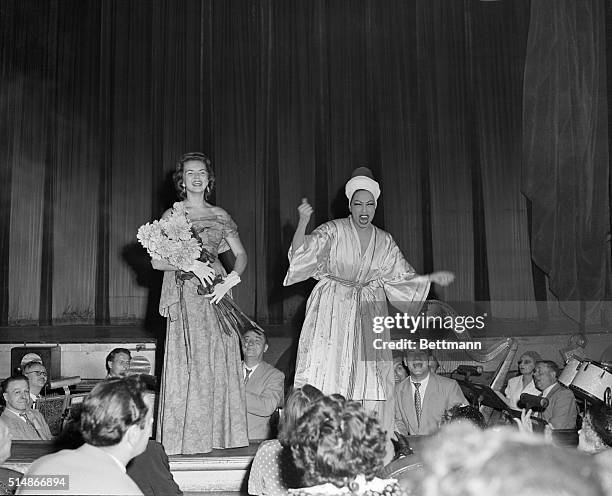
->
xmin=410 ymin=372 xmax=430 ymax=399
xmin=243 ymin=362 xmax=261 ymax=380
xmin=4 ymin=407 xmax=27 ymax=422
xmin=540 ymin=383 xmax=556 ymax=398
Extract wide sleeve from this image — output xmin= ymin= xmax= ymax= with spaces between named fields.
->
xmin=218 ymin=214 xmax=239 ymax=254
xmin=283 ymin=222 xmax=333 ymax=286
xmin=380 ymin=236 xmax=431 ymax=315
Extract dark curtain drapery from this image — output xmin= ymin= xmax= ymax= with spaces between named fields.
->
xmin=1 ymin=0 xmax=606 ymax=335
xmin=523 ymin=0 xmax=611 ymax=321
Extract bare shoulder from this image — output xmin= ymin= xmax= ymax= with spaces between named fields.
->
xmin=209 ymin=205 xmax=231 ymax=218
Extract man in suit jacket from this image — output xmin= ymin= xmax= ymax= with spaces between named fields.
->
xmin=242 ymin=328 xmax=284 ymax=440
xmin=17 ymin=377 xmax=151 ymax=495
xmin=0 ymin=375 xmax=52 ymax=440
xmin=533 ymin=360 xmax=577 ymax=430
xmin=395 ymin=350 xmax=467 ymax=436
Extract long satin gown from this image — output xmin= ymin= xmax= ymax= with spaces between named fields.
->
xmin=156 ymin=208 xmax=249 ymax=455
xmin=283 ymin=217 xmax=430 ymax=431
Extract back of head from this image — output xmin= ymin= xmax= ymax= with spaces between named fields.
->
xmin=537 ymin=360 xmax=560 ymax=378
xmin=290 ymin=395 xmax=387 ymax=488
xmin=442 ymin=405 xmax=486 ymax=430
xmin=420 ymin=424 xmax=605 ymax=496
xmin=278 ymin=384 xmax=323 ymax=447
xmin=80 ymin=376 xmax=148 ymax=447
xmin=588 ymin=403 xmax=612 ymax=448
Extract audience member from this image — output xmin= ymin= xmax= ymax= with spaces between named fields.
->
xmin=0 ymin=376 xmax=52 ymax=440
xmin=503 ymin=350 xmax=540 ymax=409
xmin=289 ymin=395 xmax=402 ymax=496
xmin=126 ymin=394 xmax=182 ymax=496
xmin=106 ymin=348 xmax=132 ymax=378
xmin=242 ymin=328 xmax=284 ymax=440
xmin=442 ymin=404 xmax=486 ymax=429
xmin=395 ymin=350 xmax=466 ymax=435
xmin=22 ymin=361 xmax=47 ymax=407
xmin=533 ymin=360 xmax=577 ymax=429
xmin=249 ymin=384 xmax=323 ymax=496
xmin=418 ymin=423 xmax=605 ymax=496
xmin=59 ymin=394 xmax=181 ymax=496
xmin=428 ymin=353 xmax=439 ymax=375
xmin=17 ymin=377 xmax=151 ymax=495
xmin=393 ymin=357 xmax=408 ymax=384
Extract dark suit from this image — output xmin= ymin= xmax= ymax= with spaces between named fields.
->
xmin=395 ymin=373 xmax=467 ymax=435
xmin=541 ymin=382 xmax=577 ymax=430
xmin=244 ymin=361 xmax=284 ymax=440
xmin=127 ymin=440 xmax=182 ymax=496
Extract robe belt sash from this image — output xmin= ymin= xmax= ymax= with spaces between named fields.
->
xmin=325 ymin=274 xmax=384 ymax=399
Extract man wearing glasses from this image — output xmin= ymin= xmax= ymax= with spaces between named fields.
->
xmin=22 ymin=361 xmax=48 ymax=408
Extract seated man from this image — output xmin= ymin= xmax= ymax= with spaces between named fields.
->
xmin=106 ymin=348 xmax=132 ymax=378
xmin=0 ymin=375 xmax=52 ymax=440
xmin=533 ymin=360 xmax=577 ymax=430
xmin=17 ymin=377 xmax=151 ymax=495
xmin=395 ymin=350 xmax=467 ymax=436
xmin=242 ymin=328 xmax=284 ymax=440
xmin=22 ymin=361 xmax=47 ymax=407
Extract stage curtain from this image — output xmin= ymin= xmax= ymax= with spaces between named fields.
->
xmin=0 ymin=0 xmax=580 ymax=336
xmin=523 ymin=0 xmax=610 ymax=320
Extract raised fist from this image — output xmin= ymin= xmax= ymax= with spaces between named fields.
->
xmin=298 ymin=198 xmax=313 ymax=223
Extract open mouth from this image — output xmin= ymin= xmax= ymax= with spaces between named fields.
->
xmin=358 ymin=215 xmax=369 ymax=224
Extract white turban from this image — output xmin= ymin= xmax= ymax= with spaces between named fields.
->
xmin=345 ymin=175 xmax=381 ymax=206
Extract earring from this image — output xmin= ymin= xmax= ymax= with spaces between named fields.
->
xmin=181 ymin=183 xmax=186 ymax=193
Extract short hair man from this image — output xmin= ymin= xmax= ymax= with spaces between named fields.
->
xmin=106 ymin=348 xmax=132 ymax=378
xmin=533 ymin=360 xmax=577 ymax=430
xmin=0 ymin=375 xmax=52 ymax=441
xmin=241 ymin=328 xmax=284 ymax=440
xmin=17 ymin=377 xmax=151 ymax=495
xmin=22 ymin=361 xmax=47 ymax=407
xmin=395 ymin=350 xmax=467 ymax=436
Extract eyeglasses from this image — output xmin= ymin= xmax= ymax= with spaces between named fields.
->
xmin=25 ymin=371 xmax=47 ymax=377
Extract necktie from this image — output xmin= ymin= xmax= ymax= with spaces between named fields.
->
xmin=244 ymin=368 xmax=252 ymax=384
xmin=413 ymin=382 xmax=422 ymax=428
xmin=20 ymin=412 xmax=42 ymax=439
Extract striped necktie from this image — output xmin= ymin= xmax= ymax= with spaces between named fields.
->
xmin=244 ymin=368 xmax=252 ymax=384
xmin=20 ymin=412 xmax=42 ymax=439
xmin=414 ymin=382 xmax=422 ymax=428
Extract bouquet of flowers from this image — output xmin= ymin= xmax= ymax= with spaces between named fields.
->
xmin=137 ymin=202 xmax=265 ymax=344
xmin=136 ymin=203 xmax=201 ymax=272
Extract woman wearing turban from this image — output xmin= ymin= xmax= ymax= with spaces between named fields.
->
xmin=283 ymin=167 xmax=454 ymax=440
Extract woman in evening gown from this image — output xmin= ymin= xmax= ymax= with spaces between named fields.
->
xmin=151 ymin=152 xmax=250 ymax=454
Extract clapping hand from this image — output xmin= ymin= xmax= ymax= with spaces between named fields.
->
xmin=188 ymin=260 xmax=215 ymax=286
xmin=298 ymin=198 xmax=313 ymax=224
xmin=428 ymin=271 xmax=455 ymax=287
xmin=205 ymin=271 xmax=241 ymax=304
xmin=513 ymin=408 xmax=534 ymax=434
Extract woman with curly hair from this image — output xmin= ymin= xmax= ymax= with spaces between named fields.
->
xmin=249 ymin=384 xmax=324 ymax=495
xmin=151 ymin=152 xmax=252 ymax=454
xmin=289 ymin=395 xmax=403 ymax=496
